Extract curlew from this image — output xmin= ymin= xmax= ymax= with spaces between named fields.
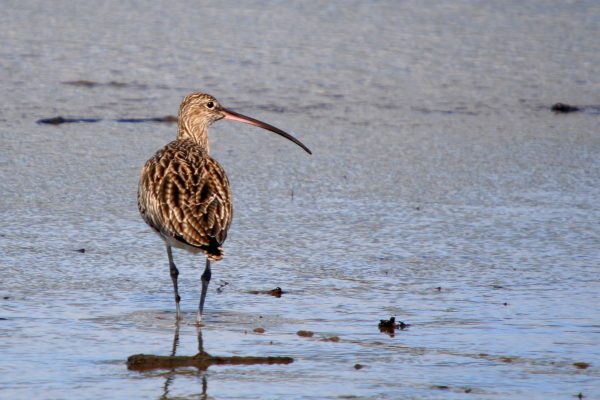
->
xmin=138 ymin=92 xmax=311 ymax=323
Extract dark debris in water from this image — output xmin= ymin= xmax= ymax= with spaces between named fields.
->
xmin=297 ymin=330 xmax=314 ymax=338
xmin=573 ymin=362 xmax=590 ymax=369
xmin=37 ymin=116 xmax=101 ymax=124
xmin=432 ymin=385 xmax=474 ymax=394
xmin=378 ymin=316 xmax=410 ymax=336
xmin=253 ymin=327 xmax=265 ymax=334
xmin=37 ymin=116 xmax=178 ymax=125
xmin=320 ymin=336 xmax=340 ymax=342
xmin=248 ymin=287 xmax=284 ymax=298
xmin=551 ymin=103 xmax=581 ymax=113
xmin=115 ymin=116 xmax=178 ymax=123
xmin=216 ymin=280 xmax=229 ymax=293
xmin=62 ymin=80 xmax=148 ymax=89
xmin=353 ymin=363 xmax=364 ymax=370
xmin=75 ymin=248 xmax=86 ymax=253
xmin=412 ymin=106 xmax=479 ymax=116
xmin=63 ymin=80 xmax=100 ymax=87
xmin=127 ymin=351 xmax=293 ymax=371
xmin=551 ymin=103 xmax=600 ymax=114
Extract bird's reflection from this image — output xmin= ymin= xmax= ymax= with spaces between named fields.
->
xmin=126 ymin=318 xmax=292 ymax=399
xmin=160 ymin=323 xmax=208 ymax=400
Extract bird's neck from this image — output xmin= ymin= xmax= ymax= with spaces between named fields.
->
xmin=177 ymin=122 xmax=210 ymax=153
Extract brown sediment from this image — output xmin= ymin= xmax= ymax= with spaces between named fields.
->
xmin=157 ymin=115 xmax=178 ymax=123
xmin=297 ymin=330 xmax=314 ymax=337
xmin=127 ymin=352 xmax=293 ymax=371
xmin=573 ymin=362 xmax=590 ymax=369
xmin=63 ymin=80 xmax=100 ymax=87
xmin=320 ymin=336 xmax=340 ymax=342
xmin=248 ymin=287 xmax=284 ymax=297
xmin=253 ymin=327 xmax=265 ymax=334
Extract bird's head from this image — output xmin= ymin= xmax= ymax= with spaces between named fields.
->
xmin=178 ymin=92 xmax=224 ymax=132
xmin=177 ymin=92 xmax=311 ymax=155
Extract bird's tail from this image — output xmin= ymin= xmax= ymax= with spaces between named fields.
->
xmin=204 ymin=237 xmax=224 ymax=261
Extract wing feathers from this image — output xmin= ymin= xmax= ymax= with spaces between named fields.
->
xmin=138 ymin=140 xmax=232 ymax=260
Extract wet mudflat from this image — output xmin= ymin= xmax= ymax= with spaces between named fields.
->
xmin=1 ymin=1 xmax=600 ymax=399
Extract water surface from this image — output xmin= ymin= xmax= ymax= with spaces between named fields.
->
xmin=1 ymin=1 xmax=599 ymax=399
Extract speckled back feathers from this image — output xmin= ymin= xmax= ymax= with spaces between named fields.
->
xmin=138 ymin=139 xmax=232 ymax=260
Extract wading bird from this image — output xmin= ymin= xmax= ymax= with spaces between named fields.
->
xmin=138 ymin=92 xmax=311 ymax=323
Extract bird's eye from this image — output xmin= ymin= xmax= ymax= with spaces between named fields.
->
xmin=206 ymin=101 xmax=215 ymax=109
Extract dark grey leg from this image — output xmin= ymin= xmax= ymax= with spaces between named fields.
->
xmin=197 ymin=258 xmax=211 ymax=324
xmin=166 ymin=245 xmax=181 ymax=319
xmin=196 ymin=326 xmax=205 ymax=355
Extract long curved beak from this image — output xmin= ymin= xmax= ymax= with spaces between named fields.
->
xmin=221 ymin=108 xmax=312 ymax=155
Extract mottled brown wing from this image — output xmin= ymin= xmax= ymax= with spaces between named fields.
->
xmin=138 ymin=140 xmax=233 ymax=260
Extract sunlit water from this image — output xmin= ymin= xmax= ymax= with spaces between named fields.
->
xmin=1 ymin=1 xmax=599 ymax=399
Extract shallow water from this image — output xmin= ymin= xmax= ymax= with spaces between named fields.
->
xmin=1 ymin=1 xmax=600 ymax=399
